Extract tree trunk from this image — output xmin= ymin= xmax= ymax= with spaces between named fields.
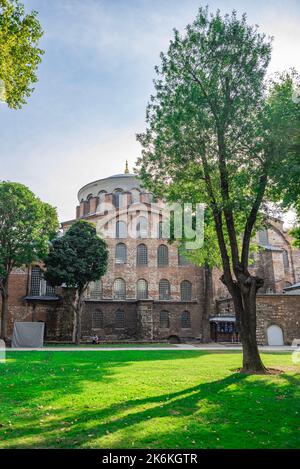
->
xmin=72 ymin=288 xmax=85 ymax=345
xmin=233 ymin=275 xmax=266 ymax=373
xmin=0 ymin=283 xmax=9 ymax=341
xmin=202 ymin=264 xmax=213 ymax=343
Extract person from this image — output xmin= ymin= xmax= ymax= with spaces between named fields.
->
xmin=92 ymin=334 xmax=100 ymax=344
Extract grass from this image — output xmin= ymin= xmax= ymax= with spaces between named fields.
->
xmin=43 ymin=342 xmax=176 ymax=348
xmin=0 ymin=351 xmax=299 ymax=449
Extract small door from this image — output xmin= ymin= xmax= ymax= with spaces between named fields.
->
xmin=267 ymin=325 xmax=284 ymax=346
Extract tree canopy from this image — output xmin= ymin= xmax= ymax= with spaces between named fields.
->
xmin=0 ymin=181 xmax=58 ymax=338
xmin=136 ymin=7 xmax=299 ymax=372
xmin=0 ymin=0 xmax=44 ymax=108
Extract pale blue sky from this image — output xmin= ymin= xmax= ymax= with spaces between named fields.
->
xmin=1 ymin=0 xmax=300 ymax=221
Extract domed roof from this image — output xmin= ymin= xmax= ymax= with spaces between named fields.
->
xmin=77 ymin=171 xmax=141 ymax=202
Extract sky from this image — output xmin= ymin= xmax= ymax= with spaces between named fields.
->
xmin=1 ymin=0 xmax=300 ymax=222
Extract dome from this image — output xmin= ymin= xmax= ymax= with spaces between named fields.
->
xmin=77 ymin=172 xmax=141 ymax=202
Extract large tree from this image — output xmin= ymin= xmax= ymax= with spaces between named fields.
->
xmin=44 ymin=220 xmax=108 ymax=345
xmin=136 ymin=8 xmax=299 ymax=373
xmin=0 ymin=0 xmax=43 ymax=108
xmin=0 ymin=181 xmax=58 ymax=340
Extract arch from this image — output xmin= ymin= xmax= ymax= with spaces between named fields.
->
xmin=97 ymin=190 xmax=107 ymax=212
xmin=115 ymin=243 xmax=127 ymax=264
xmin=159 ymin=310 xmax=170 ymax=328
xmin=178 ymin=251 xmax=190 ymax=266
xmin=115 ymin=309 xmax=125 ymax=329
xmin=180 ymin=280 xmax=192 ymax=301
xmin=89 ymin=280 xmax=102 ymax=300
xmin=159 ymin=279 xmax=170 ymax=300
xmin=282 ymin=249 xmax=290 ymax=269
xmin=136 ymin=216 xmax=148 ymax=238
xmin=137 ymin=279 xmax=148 ymax=300
xmin=113 ymin=189 xmax=123 ymax=209
xmin=137 ymin=243 xmax=148 ymax=265
xmin=92 ymin=309 xmax=103 ymax=329
xmin=181 ymin=311 xmax=191 ymax=329
xmin=267 ymin=325 xmax=284 ymax=346
xmin=131 ymin=188 xmax=141 ymax=204
xmin=113 ymin=278 xmax=126 ymax=300
xmin=158 ymin=244 xmax=169 ymax=267
xmin=116 ymin=220 xmax=127 ymax=238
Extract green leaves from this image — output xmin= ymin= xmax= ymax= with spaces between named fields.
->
xmin=0 ymin=0 xmax=44 ymax=108
xmin=0 ymin=181 xmax=58 ymax=281
xmin=44 ymin=220 xmax=109 ymax=291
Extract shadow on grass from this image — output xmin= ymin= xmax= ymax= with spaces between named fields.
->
xmin=1 ymin=351 xmax=299 ymax=449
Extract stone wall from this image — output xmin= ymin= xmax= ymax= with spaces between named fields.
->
xmin=216 ymin=294 xmax=300 ymax=345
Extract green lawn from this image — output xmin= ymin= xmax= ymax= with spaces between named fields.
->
xmin=0 ymin=351 xmax=299 ymax=449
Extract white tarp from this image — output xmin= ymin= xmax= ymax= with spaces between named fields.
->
xmin=12 ymin=322 xmax=44 ymax=348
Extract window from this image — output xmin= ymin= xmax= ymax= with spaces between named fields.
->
xmin=181 ymin=280 xmax=192 ymax=301
xmin=97 ymin=191 xmax=107 ymax=212
xmin=158 ymin=244 xmax=169 ymax=267
xmin=137 ymin=279 xmax=148 ymax=299
xmin=137 ymin=243 xmax=148 ymax=265
xmin=30 ymin=266 xmax=56 ymax=297
xmin=131 ymin=189 xmax=140 ymax=204
xmin=115 ymin=310 xmax=125 ymax=329
xmin=92 ymin=310 xmax=103 ymax=328
xmin=89 ymin=280 xmax=102 ymax=300
xmin=178 ymin=252 xmax=190 ymax=266
xmin=116 ymin=220 xmax=127 ymax=238
xmin=113 ymin=189 xmax=123 ymax=209
xmin=113 ymin=278 xmax=126 ymax=300
xmin=181 ymin=311 xmax=191 ymax=329
xmin=136 ymin=216 xmax=148 ymax=238
xmin=258 ymin=229 xmax=269 ymax=246
xmin=115 ymin=243 xmax=127 ymax=264
xmin=159 ymin=279 xmax=170 ymax=300
xmin=282 ymin=249 xmax=289 ymax=269
xmin=159 ymin=310 xmax=170 ymax=328
xmin=158 ymin=221 xmax=163 ymax=239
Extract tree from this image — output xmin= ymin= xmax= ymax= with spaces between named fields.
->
xmin=0 ymin=0 xmax=43 ymax=108
xmin=136 ymin=8 xmax=297 ymax=373
xmin=44 ymin=220 xmax=108 ymax=345
xmin=0 ymin=181 xmax=58 ymax=339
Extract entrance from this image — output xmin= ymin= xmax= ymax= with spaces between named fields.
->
xmin=210 ymin=318 xmax=239 ymax=343
xmin=267 ymin=325 xmax=284 ymax=346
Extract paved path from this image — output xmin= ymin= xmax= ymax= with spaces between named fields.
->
xmin=6 ymin=344 xmax=296 ymax=352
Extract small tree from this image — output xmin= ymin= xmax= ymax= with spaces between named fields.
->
xmin=136 ymin=8 xmax=299 ymax=373
xmin=44 ymin=220 xmax=108 ymax=344
xmin=0 ymin=0 xmax=44 ymax=108
xmin=0 ymin=181 xmax=58 ymax=339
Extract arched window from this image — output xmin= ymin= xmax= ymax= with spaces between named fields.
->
xmin=131 ymin=189 xmax=140 ymax=204
xmin=158 ymin=244 xmax=169 ymax=267
xmin=181 ymin=280 xmax=192 ymax=301
xmin=159 ymin=279 xmax=170 ymax=300
xmin=282 ymin=249 xmax=289 ymax=269
xmin=115 ymin=310 xmax=125 ymax=329
xmin=258 ymin=229 xmax=269 ymax=246
xmin=97 ymin=191 xmax=107 ymax=212
xmin=159 ymin=310 xmax=170 ymax=328
xmin=89 ymin=280 xmax=102 ymax=300
xmin=115 ymin=243 xmax=127 ymax=264
xmin=137 ymin=243 xmax=148 ymax=265
xmin=116 ymin=220 xmax=127 ymax=238
xmin=136 ymin=216 xmax=148 ymax=238
xmin=181 ymin=311 xmax=191 ymax=329
xmin=137 ymin=279 xmax=148 ymax=300
xmin=92 ymin=309 xmax=103 ymax=329
xmin=178 ymin=251 xmax=190 ymax=266
xmin=113 ymin=189 xmax=123 ymax=209
xmin=113 ymin=278 xmax=126 ymax=300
